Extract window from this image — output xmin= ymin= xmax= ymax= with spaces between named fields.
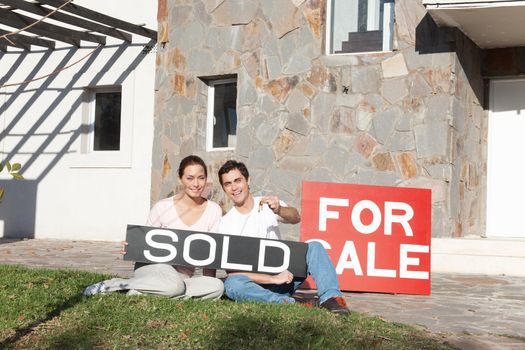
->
xmin=74 ymin=85 xmax=130 ymax=168
xmin=327 ymin=0 xmax=395 ymax=54
xmin=89 ymin=87 xmax=122 ymax=151
xmin=206 ymin=77 xmax=237 ymax=151
xmin=73 ymin=72 xmax=137 ymax=169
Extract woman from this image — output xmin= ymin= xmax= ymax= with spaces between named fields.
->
xmin=83 ymin=155 xmax=224 ymax=299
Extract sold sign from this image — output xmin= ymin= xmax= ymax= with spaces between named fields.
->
xmin=300 ymin=181 xmax=431 ymax=295
xmin=124 ymin=225 xmax=308 ymax=277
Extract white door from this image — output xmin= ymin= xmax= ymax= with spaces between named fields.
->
xmin=487 ymin=79 xmax=525 ymax=237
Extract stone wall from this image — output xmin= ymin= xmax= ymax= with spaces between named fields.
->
xmin=152 ymin=0 xmax=487 ymax=240
xmin=448 ymin=32 xmax=486 ymax=237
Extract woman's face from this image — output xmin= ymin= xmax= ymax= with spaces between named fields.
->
xmin=179 ymin=164 xmax=207 ymax=199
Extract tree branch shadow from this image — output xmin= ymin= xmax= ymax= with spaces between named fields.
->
xmin=0 ymin=292 xmax=85 ymax=348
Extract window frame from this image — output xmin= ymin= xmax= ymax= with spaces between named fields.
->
xmin=71 ymin=83 xmax=132 ymax=169
xmin=205 ymin=77 xmax=238 ymax=152
xmin=325 ymin=0 xmax=395 ymax=56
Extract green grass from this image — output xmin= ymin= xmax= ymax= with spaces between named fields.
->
xmin=0 ymin=265 xmax=456 ymax=350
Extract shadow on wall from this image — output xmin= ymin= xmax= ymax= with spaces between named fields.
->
xmin=415 ymin=13 xmax=484 ymax=110
xmin=0 ymin=179 xmax=37 ymax=238
xmin=0 ymin=41 xmax=154 ymax=239
xmin=415 ymin=13 xmax=456 ymax=55
xmin=482 ymin=47 xmax=525 ymax=80
xmin=482 ymin=47 xmax=525 ymax=112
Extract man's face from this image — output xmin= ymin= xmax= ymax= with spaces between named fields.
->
xmin=220 ymin=168 xmax=250 ymax=207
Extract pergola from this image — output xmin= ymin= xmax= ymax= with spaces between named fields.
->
xmin=0 ymin=0 xmax=157 ymax=52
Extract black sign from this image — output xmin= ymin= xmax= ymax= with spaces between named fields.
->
xmin=124 ymin=225 xmax=309 ymax=277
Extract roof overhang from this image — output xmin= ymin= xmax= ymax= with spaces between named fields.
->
xmin=423 ymin=0 xmax=525 ymax=49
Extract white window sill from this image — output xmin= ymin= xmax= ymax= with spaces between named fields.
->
xmin=206 ymin=147 xmax=235 ymax=153
xmin=325 ymin=50 xmax=394 ymax=56
xmin=69 ymin=151 xmax=132 ymax=168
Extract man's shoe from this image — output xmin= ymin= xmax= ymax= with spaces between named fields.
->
xmin=320 ymin=296 xmax=350 ymax=315
xmin=83 ymin=281 xmax=108 ymax=296
xmin=294 ymin=296 xmax=319 ymax=308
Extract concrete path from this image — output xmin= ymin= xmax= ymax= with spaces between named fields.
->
xmin=1 ymin=238 xmax=524 ymax=350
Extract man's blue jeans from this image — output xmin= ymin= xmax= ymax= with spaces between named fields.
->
xmin=224 ymin=241 xmax=342 ymax=304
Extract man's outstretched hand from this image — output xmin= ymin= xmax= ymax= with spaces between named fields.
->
xmin=260 ymin=195 xmax=281 ymax=215
xmin=260 ymin=195 xmax=301 ymax=224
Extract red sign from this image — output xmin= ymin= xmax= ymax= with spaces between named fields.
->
xmin=300 ymin=181 xmax=431 ymax=295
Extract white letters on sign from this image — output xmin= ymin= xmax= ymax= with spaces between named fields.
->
xmin=308 ymin=238 xmax=429 ymax=280
xmin=334 ymin=240 xmax=363 ymax=276
xmin=385 ymin=202 xmax=414 ymax=236
xmin=183 ymin=233 xmax=216 ymax=266
xmin=400 ymin=244 xmax=429 ymax=279
xmin=319 ymin=197 xmax=349 ymax=231
xmin=220 ymin=236 xmax=253 ymax=271
xmin=138 ymin=230 xmax=299 ymax=274
xmin=144 ymin=229 xmax=178 ymax=263
xmin=352 ymin=200 xmax=382 ymax=234
xmin=366 ymin=242 xmax=396 ymax=277
xmin=257 ymin=240 xmax=290 ymax=273
xmin=318 ymin=197 xmax=415 ymax=236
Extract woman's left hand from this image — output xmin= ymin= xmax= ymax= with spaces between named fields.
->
xmin=120 ymin=241 xmax=128 ymax=256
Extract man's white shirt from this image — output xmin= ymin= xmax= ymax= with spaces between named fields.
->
xmin=218 ymin=196 xmax=287 ymax=239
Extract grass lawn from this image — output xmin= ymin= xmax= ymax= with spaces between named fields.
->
xmin=0 ymin=264 xmax=456 ymax=350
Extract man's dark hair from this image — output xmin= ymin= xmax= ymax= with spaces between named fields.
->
xmin=218 ymin=160 xmax=250 ymax=186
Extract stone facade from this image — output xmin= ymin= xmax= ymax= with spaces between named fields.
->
xmin=152 ymin=0 xmax=487 ymax=240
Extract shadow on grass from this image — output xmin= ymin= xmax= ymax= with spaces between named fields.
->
xmin=206 ymin=302 xmax=445 ymax=350
xmin=35 ymin=324 xmax=102 ymax=350
xmin=212 ymin=314 xmax=323 ymax=348
xmin=0 ymin=292 xmax=86 ymax=349
xmin=209 ymin=306 xmax=367 ymax=349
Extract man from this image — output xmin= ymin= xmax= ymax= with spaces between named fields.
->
xmin=217 ymin=160 xmax=350 ymax=315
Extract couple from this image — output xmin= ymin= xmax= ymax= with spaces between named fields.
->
xmin=84 ymin=155 xmax=349 ymax=315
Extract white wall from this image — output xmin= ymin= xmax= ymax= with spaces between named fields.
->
xmin=0 ymin=0 xmax=157 ymax=241
xmin=487 ymin=79 xmax=525 ymax=238
xmin=432 ymin=238 xmax=525 ymax=276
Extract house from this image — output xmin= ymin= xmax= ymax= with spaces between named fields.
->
xmin=0 ymin=0 xmax=157 ymax=241
xmin=151 ymin=0 xmax=524 ymax=276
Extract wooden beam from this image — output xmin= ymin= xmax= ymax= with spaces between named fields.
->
xmin=0 ymin=28 xmax=55 ymax=50
xmin=0 ymin=8 xmax=80 ymax=46
xmin=0 ymin=8 xmax=106 ymax=45
xmin=38 ymin=0 xmax=157 ymax=40
xmin=2 ymin=0 xmax=132 ymax=42
xmin=0 ymin=29 xmax=30 ymax=50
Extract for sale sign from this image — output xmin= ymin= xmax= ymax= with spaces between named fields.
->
xmin=300 ymin=181 xmax=431 ymax=295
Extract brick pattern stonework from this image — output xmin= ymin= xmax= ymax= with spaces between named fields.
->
xmin=152 ymin=0 xmax=486 ymax=240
